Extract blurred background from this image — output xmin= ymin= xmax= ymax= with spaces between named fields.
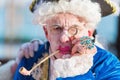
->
xmin=0 ymin=0 xmax=47 ymax=62
xmin=0 ymin=0 xmax=120 ymax=63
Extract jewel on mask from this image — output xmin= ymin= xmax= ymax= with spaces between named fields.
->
xmin=80 ymin=36 xmax=94 ymax=49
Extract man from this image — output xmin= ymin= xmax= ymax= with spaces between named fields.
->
xmin=14 ymin=0 xmax=120 ymax=80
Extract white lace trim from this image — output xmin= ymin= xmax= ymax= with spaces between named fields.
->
xmin=52 ymin=53 xmax=95 ymax=78
xmin=31 ymin=63 xmax=43 ymax=80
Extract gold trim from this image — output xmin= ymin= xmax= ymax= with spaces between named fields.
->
xmin=29 ymin=0 xmax=37 ymax=12
xmin=105 ymin=0 xmax=116 ymax=13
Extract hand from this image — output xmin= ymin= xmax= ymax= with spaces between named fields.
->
xmin=71 ymin=36 xmax=96 ymax=55
xmin=10 ymin=40 xmax=43 ymax=75
xmin=16 ymin=39 xmax=44 ymax=64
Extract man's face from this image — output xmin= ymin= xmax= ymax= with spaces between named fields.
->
xmin=44 ymin=13 xmax=91 ymax=58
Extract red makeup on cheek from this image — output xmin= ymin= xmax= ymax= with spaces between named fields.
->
xmin=58 ymin=46 xmax=71 ymax=54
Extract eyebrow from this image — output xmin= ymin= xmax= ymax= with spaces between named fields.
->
xmin=50 ymin=24 xmax=84 ymax=29
xmin=50 ymin=24 xmax=62 ymax=28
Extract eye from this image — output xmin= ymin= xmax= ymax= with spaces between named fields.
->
xmin=52 ymin=25 xmax=62 ymax=31
xmin=68 ymin=25 xmax=83 ymax=36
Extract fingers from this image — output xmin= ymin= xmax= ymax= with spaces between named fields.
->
xmin=28 ymin=43 xmax=34 ymax=57
xmin=21 ymin=43 xmax=30 ymax=59
xmin=32 ymin=41 xmax=39 ymax=51
xmin=71 ymin=36 xmax=95 ymax=55
xmin=71 ymin=43 xmax=77 ymax=55
xmin=16 ymin=50 xmax=24 ymax=64
xmin=16 ymin=40 xmax=44 ymax=64
xmin=24 ymin=42 xmax=34 ymax=58
xmin=30 ymin=39 xmax=44 ymax=51
xmin=71 ymin=42 xmax=82 ymax=55
xmin=71 ymin=38 xmax=81 ymax=55
xmin=16 ymin=43 xmax=33 ymax=64
xmin=72 ymin=38 xmax=80 ymax=45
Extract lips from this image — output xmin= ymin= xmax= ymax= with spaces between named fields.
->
xmin=58 ymin=46 xmax=71 ymax=54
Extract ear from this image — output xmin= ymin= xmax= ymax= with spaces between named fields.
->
xmin=88 ymin=29 xmax=95 ymax=37
xmin=43 ymin=26 xmax=48 ymax=39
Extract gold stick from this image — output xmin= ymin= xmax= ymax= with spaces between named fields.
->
xmin=19 ymin=50 xmax=59 ymax=76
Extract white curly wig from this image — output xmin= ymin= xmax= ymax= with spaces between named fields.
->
xmin=33 ymin=0 xmax=102 ymax=29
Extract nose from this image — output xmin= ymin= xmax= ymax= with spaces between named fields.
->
xmin=60 ymin=31 xmax=70 ymax=43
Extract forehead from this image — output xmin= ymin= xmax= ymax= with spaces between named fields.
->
xmin=45 ymin=13 xmax=85 ymax=25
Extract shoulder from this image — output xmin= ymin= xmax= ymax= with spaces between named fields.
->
xmin=93 ymin=46 xmax=119 ymax=63
xmin=91 ymin=46 xmax=120 ymax=79
xmin=14 ymin=42 xmax=50 ymax=80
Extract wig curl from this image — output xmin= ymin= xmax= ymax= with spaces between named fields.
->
xmin=33 ymin=0 xmax=101 ymax=29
